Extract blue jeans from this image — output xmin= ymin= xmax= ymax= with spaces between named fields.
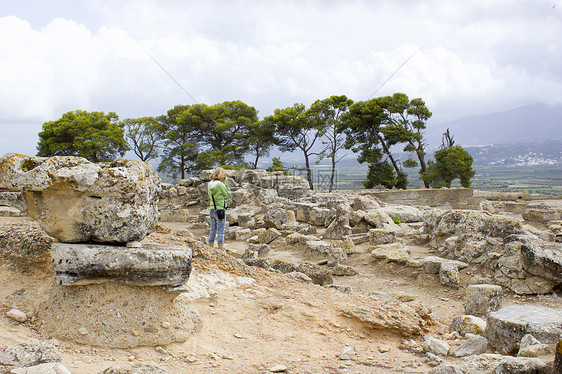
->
xmin=208 ymin=209 xmax=226 ymax=244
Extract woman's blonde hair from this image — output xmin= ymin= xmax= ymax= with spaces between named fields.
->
xmin=210 ymin=167 xmax=227 ymax=181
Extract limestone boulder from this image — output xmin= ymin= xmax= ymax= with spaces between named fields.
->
xmin=453 ymin=333 xmax=488 ymax=357
xmin=294 ymin=262 xmax=333 ymax=285
xmin=255 ymin=228 xmax=281 ymax=244
xmin=0 ymin=342 xmax=61 ymax=370
xmin=0 ymin=219 xmax=53 ymax=272
xmin=379 ymin=205 xmax=424 ymax=223
xmin=421 ymin=256 xmax=468 ymax=274
xmin=285 ymin=232 xmax=320 ymax=244
xmin=305 ymin=240 xmax=347 ymax=263
xmin=449 ymin=315 xmax=487 ymax=336
xmin=352 ymin=195 xmax=381 ymax=211
xmin=11 ymin=363 xmax=72 ymax=374
xmin=368 ymin=228 xmax=397 ymax=245
xmin=439 ymin=262 xmax=461 ymax=288
xmin=517 ymin=334 xmax=552 ymax=357
xmin=241 ymin=243 xmax=271 ymax=260
xmin=460 ymin=354 xmax=548 ymax=374
xmin=324 ymin=203 xmax=352 ymax=240
xmin=520 ymin=240 xmax=562 ymax=282
xmin=364 ymin=209 xmax=394 ymax=228
xmin=486 ymin=305 xmax=562 ymax=354
xmin=51 ymin=243 xmax=192 ymax=287
xmin=423 ymin=334 xmax=450 ymax=356
xmin=464 ymin=284 xmax=503 ymax=317
xmin=370 ymin=243 xmax=410 ymax=264
xmin=341 ymin=297 xmax=434 ymax=337
xmin=263 ymin=206 xmax=289 ymax=229
xmin=0 ymin=154 xmax=161 ymax=243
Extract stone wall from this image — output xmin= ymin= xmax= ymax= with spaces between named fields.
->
xmin=362 ymin=188 xmax=481 ymax=210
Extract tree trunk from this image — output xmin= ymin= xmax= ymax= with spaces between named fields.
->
xmin=180 ymin=157 xmax=185 ymax=179
xmin=304 ymin=153 xmax=314 ymax=190
xmin=376 ymin=133 xmax=401 ymax=176
xmin=329 ymin=155 xmax=336 ymax=192
xmin=416 ymin=149 xmax=429 ymax=188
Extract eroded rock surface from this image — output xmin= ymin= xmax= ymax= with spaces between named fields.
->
xmin=51 ymin=243 xmax=192 ymax=287
xmin=486 ymin=305 xmax=562 ymax=354
xmin=0 ymin=153 xmax=161 ymax=243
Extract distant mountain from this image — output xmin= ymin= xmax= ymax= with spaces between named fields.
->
xmin=465 ymin=140 xmax=562 ymax=166
xmin=426 ymin=103 xmax=562 ymax=147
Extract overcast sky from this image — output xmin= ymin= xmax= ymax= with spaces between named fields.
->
xmin=1 ymin=0 xmax=561 ymax=157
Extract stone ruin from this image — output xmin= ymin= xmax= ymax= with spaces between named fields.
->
xmin=0 ymin=153 xmax=199 ymax=348
xmin=1 ymin=154 xmax=562 ymax=372
xmin=157 ymin=167 xmax=562 ymax=372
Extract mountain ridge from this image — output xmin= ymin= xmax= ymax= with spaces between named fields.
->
xmin=426 ymin=102 xmax=562 ymax=147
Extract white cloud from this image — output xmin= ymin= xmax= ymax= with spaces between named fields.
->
xmin=1 ymin=0 xmax=562 ymax=156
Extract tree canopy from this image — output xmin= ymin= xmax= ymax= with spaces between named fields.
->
xmin=263 ymin=103 xmax=325 ymax=189
xmin=310 ymin=95 xmax=353 ymax=191
xmin=121 ymin=117 xmax=161 ymax=162
xmin=421 ymin=145 xmax=476 ymax=188
xmin=34 ymin=93 xmax=462 ymax=192
xmin=37 ymin=110 xmax=127 ymax=162
xmin=341 ymin=93 xmax=432 ymax=189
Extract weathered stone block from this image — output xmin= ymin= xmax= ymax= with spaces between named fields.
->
xmin=465 ymin=284 xmax=503 ymax=317
xmin=294 ymin=262 xmax=333 ymax=285
xmin=379 ymin=205 xmax=424 ymax=223
xmin=423 ymin=334 xmax=450 ymax=356
xmin=0 ymin=219 xmax=53 ymax=271
xmin=450 ymin=315 xmax=487 ymax=336
xmin=255 ymin=228 xmax=281 ymax=244
xmin=439 ymin=262 xmax=460 ymax=288
xmin=51 ymin=243 xmax=192 ymax=287
xmin=0 ymin=154 xmax=161 ymax=243
xmin=370 ymin=243 xmax=410 ymax=264
xmin=368 ymin=228 xmax=396 ymax=245
xmin=422 ymin=256 xmax=468 ymax=274
xmin=486 ymin=305 xmax=562 ymax=354
xmin=520 ymin=240 xmax=562 ymax=282
xmin=460 ymin=353 xmax=548 ymax=374
xmin=453 ymin=333 xmax=488 ymax=357
xmin=0 ymin=342 xmax=61 ymax=369
xmin=364 ymin=209 xmax=394 ymax=228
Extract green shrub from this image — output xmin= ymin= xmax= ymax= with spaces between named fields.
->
xmin=392 ymin=216 xmax=402 ymax=224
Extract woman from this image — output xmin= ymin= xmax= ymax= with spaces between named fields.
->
xmin=207 ymin=167 xmax=231 ymax=249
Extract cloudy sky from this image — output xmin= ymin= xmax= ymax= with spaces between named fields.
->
xmin=1 ymin=0 xmax=561 ymax=157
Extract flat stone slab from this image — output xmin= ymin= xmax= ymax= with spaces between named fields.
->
xmin=51 ymin=243 xmax=192 ymax=287
xmin=486 ymin=305 xmax=562 ymax=354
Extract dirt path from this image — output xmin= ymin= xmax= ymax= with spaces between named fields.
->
xmin=1 ymin=215 xmax=561 ymax=373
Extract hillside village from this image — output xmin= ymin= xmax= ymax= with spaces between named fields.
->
xmin=0 ymin=153 xmax=561 ymax=374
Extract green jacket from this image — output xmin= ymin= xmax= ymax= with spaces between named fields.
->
xmin=208 ymin=180 xmax=231 ymax=210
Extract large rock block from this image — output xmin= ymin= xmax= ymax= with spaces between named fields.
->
xmin=486 ymin=305 xmax=562 ymax=354
xmin=39 ymin=282 xmax=200 ymax=348
xmin=379 ymin=205 xmax=424 ymax=223
xmin=0 ymin=154 xmax=161 ymax=243
xmin=465 ymin=284 xmax=503 ymax=317
xmin=51 ymin=243 xmax=192 ymax=287
xmin=0 ymin=219 xmax=53 ymax=272
xmin=324 ymin=203 xmax=352 ymax=239
xmin=520 ymin=240 xmax=562 ymax=282
xmin=460 ymin=353 xmax=548 ymax=374
xmin=0 ymin=342 xmax=61 ymax=370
